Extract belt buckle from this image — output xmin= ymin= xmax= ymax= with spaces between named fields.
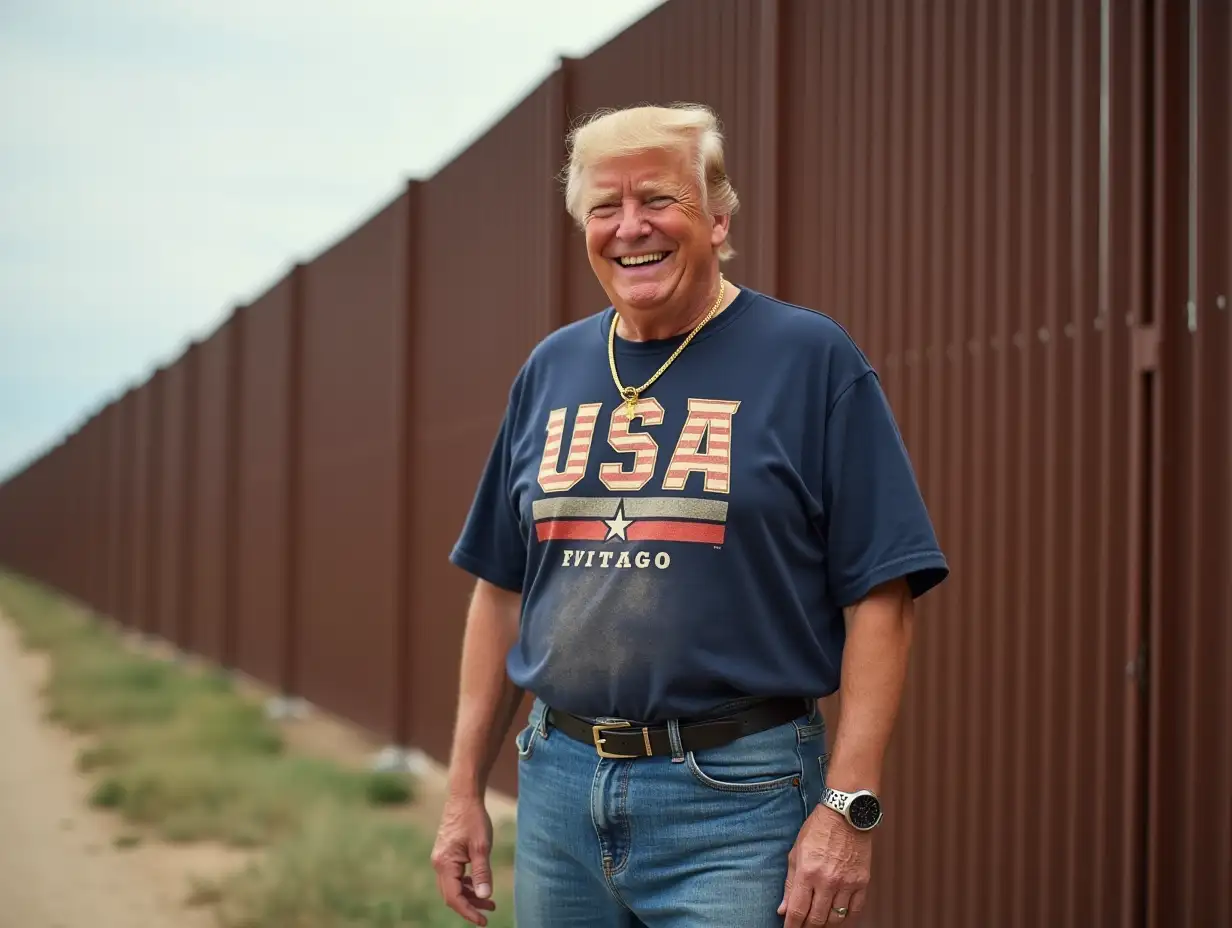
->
xmin=591 ymin=720 xmax=639 ymax=758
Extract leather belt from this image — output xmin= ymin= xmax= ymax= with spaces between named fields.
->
xmin=546 ymin=696 xmax=811 ymax=759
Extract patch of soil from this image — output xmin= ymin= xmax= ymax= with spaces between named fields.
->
xmin=0 ymin=615 xmax=251 ymax=928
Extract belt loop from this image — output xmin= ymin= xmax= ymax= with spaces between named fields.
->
xmin=532 ymin=698 xmax=549 ymax=737
xmin=667 ymin=718 xmax=686 ymax=763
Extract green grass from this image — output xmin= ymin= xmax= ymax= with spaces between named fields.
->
xmin=209 ymin=804 xmax=516 ymax=928
xmin=0 ymin=570 xmax=515 ymax=927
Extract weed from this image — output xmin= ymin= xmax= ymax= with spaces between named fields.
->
xmin=213 ymin=804 xmax=516 ymax=928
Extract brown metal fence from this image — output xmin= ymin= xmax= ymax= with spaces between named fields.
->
xmin=0 ymin=0 xmax=1227 ymax=924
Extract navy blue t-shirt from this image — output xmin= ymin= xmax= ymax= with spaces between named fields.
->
xmin=449 ymin=286 xmax=949 ymax=722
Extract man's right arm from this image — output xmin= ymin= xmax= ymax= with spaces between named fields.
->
xmin=433 ymin=578 xmax=524 ymax=926
xmin=445 ymin=577 xmax=524 ymax=801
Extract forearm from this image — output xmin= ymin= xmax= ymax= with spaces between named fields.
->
xmin=446 ymin=579 xmax=525 ymax=800
xmin=825 ymin=577 xmax=915 ymax=794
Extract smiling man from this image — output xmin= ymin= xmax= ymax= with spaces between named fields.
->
xmin=431 ymin=103 xmax=949 ymax=928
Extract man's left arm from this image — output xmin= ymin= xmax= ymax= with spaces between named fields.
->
xmin=783 ymin=366 xmax=948 ymax=926
xmin=827 ymin=575 xmax=915 ymax=794
xmin=778 ymin=575 xmax=915 ymax=927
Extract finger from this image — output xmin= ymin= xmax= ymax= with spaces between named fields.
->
xmin=825 ymin=889 xmax=855 ymax=925
xmin=806 ymin=877 xmax=838 ymax=927
xmin=436 ymin=860 xmax=488 ymax=926
xmin=780 ymin=880 xmax=816 ymax=928
xmin=847 ymin=887 xmax=868 ymax=920
xmin=776 ymin=859 xmax=797 ymax=921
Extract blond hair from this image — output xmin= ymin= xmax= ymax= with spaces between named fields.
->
xmin=562 ymin=103 xmax=740 ymax=261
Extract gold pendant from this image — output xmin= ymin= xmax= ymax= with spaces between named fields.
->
xmin=621 ymin=386 xmax=639 ymax=419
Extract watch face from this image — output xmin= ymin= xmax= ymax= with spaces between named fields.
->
xmin=848 ymin=794 xmax=882 ymax=830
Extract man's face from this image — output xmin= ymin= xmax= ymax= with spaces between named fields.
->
xmin=580 ymin=146 xmax=729 ymax=317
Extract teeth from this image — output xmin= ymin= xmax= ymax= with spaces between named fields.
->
xmin=618 ymin=252 xmax=667 ymax=267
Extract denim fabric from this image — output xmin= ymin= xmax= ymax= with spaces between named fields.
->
xmin=512 ymin=697 xmax=830 ymax=927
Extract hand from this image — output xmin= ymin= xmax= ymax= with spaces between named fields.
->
xmin=431 ymin=791 xmax=498 ymax=926
xmin=777 ymin=806 xmax=873 ymax=926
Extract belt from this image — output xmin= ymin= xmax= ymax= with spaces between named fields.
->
xmin=546 ymin=696 xmax=811 ymax=759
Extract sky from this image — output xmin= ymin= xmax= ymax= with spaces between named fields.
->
xmin=0 ymin=0 xmax=667 ymax=482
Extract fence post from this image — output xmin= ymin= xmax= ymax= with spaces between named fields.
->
xmin=145 ymin=369 xmax=166 ymax=639
xmin=223 ymin=307 xmax=246 ymax=671
xmin=282 ymin=263 xmax=306 ymax=703
xmin=550 ymin=56 xmax=576 ymax=332
xmin=395 ymin=181 xmax=421 ymax=755
xmin=177 ymin=343 xmax=199 ymax=652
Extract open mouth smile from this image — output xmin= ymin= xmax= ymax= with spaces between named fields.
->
xmin=615 ymin=251 xmax=671 ymax=268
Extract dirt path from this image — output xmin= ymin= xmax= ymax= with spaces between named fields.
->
xmin=0 ymin=613 xmax=239 ymax=928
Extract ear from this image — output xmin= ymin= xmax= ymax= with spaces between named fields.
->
xmin=709 ymin=212 xmax=731 ymax=248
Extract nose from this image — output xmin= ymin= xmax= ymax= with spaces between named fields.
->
xmin=615 ymin=200 xmax=650 ymax=241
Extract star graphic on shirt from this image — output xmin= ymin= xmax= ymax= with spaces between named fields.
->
xmin=604 ymin=502 xmax=633 ymax=541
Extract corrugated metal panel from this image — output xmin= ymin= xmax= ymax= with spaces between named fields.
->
xmin=26 ymin=452 xmax=45 ymax=584
xmin=234 ymin=270 xmax=299 ymax=691
xmin=145 ymin=371 xmax=166 ymax=634
xmin=114 ymin=389 xmax=138 ymax=626
xmin=77 ymin=418 xmax=99 ymax=607
xmin=409 ymin=79 xmax=560 ymax=795
xmin=190 ymin=322 xmax=235 ymax=664
xmin=91 ymin=406 xmax=113 ymax=612
xmin=26 ymin=453 xmax=47 ymax=583
xmin=58 ymin=430 xmax=79 ymax=600
xmin=775 ymin=1 xmax=1140 ymax=925
xmin=157 ymin=353 xmax=192 ymax=645
xmin=128 ymin=379 xmax=155 ymax=633
xmin=1204 ymin=10 xmax=1232 ymax=926
xmin=1106 ymin=2 xmax=1150 ymax=924
xmin=77 ymin=425 xmax=95 ymax=603
xmin=67 ymin=428 xmax=83 ymax=600
xmin=1152 ymin=1 xmax=1231 ymax=924
xmin=49 ymin=435 xmax=70 ymax=596
xmin=63 ymin=429 xmax=81 ymax=599
xmin=297 ymin=196 xmax=408 ymax=741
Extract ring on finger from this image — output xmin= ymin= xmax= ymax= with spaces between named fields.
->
xmin=831 ymin=906 xmax=849 ymax=918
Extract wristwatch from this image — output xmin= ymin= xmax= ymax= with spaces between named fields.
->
xmin=821 ymin=787 xmax=884 ymax=831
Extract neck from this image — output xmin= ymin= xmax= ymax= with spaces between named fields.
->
xmin=614 ymin=275 xmax=733 ymax=342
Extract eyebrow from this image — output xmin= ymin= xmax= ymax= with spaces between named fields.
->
xmin=585 ymin=182 xmax=675 ymax=207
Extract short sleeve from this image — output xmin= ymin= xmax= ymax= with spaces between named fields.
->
xmin=448 ymin=385 xmax=528 ymax=594
xmin=820 ymin=371 xmax=949 ymax=606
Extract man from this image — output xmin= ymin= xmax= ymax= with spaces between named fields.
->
xmin=431 ymin=103 xmax=948 ymax=927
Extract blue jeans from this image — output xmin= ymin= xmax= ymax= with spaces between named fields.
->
xmin=512 ymin=696 xmax=830 ymax=927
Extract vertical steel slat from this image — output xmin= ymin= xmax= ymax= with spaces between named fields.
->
xmin=1181 ymin=2 xmax=1203 ymax=922
xmin=966 ymin=0 xmax=993 ymax=918
xmin=923 ymin=3 xmax=949 ymax=922
xmin=1041 ymin=0 xmax=1064 ymax=917
xmin=988 ymin=1 xmax=1012 ymax=918
xmin=1221 ymin=7 xmax=1232 ymax=919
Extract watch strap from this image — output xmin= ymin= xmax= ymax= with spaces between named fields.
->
xmin=822 ymin=786 xmax=853 ymax=815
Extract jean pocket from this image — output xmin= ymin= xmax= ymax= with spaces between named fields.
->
xmin=685 ymin=722 xmax=803 ymax=794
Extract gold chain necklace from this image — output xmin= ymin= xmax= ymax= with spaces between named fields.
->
xmin=608 ymin=277 xmax=726 ymax=419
